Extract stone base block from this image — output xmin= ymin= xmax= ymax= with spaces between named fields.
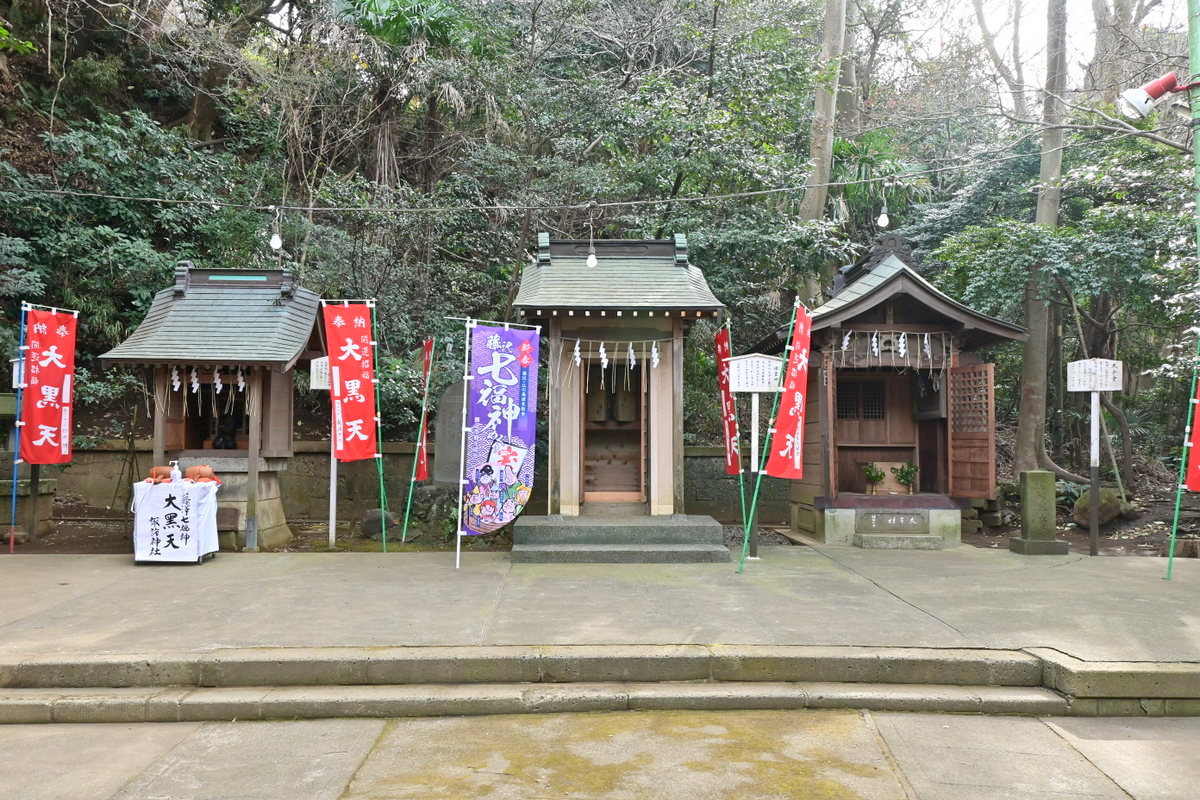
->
xmin=1009 ymin=537 xmax=1069 ymax=555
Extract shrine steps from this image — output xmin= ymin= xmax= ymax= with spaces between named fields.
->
xmin=511 ymin=514 xmax=730 ymax=563
xmin=0 ymin=645 xmax=1106 ymax=723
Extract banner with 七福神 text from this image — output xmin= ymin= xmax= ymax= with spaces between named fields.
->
xmin=461 ymin=325 xmax=539 ymax=534
xmin=415 ymin=338 xmax=434 ymax=481
xmin=323 ymin=303 xmax=378 ymax=462
xmin=715 ymin=328 xmax=741 ymax=476
xmin=764 ymin=306 xmax=813 ymax=480
xmin=1185 ymin=380 xmax=1200 ymax=491
xmin=19 ymin=308 xmax=77 ymax=465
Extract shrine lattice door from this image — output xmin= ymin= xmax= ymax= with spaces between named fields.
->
xmin=947 ymin=363 xmax=996 ymax=499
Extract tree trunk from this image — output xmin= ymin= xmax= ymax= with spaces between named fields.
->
xmin=1014 ymin=0 xmax=1066 ymax=475
xmin=836 ymin=0 xmax=859 ymax=131
xmin=798 ymin=0 xmax=847 ymax=302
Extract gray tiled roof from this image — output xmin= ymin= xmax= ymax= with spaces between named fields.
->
xmin=515 ymin=235 xmax=723 ymax=313
xmin=101 ymin=266 xmax=321 ymax=368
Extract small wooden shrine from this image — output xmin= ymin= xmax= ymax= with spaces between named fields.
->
xmin=101 ymin=262 xmax=322 ymax=549
xmin=510 ymin=234 xmax=729 ymax=562
xmin=753 ymin=235 xmax=1026 ymax=549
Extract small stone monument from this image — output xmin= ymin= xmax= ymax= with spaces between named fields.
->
xmin=1010 ymin=469 xmax=1068 ymax=555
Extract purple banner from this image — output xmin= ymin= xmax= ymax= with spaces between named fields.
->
xmin=461 ymin=325 xmax=539 ymax=534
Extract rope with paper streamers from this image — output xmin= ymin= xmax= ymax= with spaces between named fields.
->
xmin=554 ymin=337 xmax=674 ymax=392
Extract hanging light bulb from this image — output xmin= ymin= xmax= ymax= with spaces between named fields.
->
xmin=268 ymin=204 xmax=283 ymax=251
xmin=585 ymin=205 xmax=598 ymax=268
xmin=876 ymin=202 xmax=890 ymax=229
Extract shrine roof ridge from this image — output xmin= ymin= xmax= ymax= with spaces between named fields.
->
xmin=515 ymin=234 xmax=724 ymax=315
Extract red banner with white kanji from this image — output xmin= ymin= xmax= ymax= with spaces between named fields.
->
xmin=764 ymin=306 xmax=812 ymax=480
xmin=715 ymin=328 xmax=741 ymax=476
xmin=415 ymin=338 xmax=434 ymax=481
xmin=322 ymin=303 xmax=378 ymax=463
xmin=1185 ymin=380 xmax=1200 ymax=491
xmin=19 ymin=308 xmax=77 ymax=465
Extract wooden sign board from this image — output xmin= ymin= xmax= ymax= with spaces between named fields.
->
xmin=1067 ymin=358 xmax=1123 ymax=393
xmin=726 ymin=354 xmax=783 ymax=393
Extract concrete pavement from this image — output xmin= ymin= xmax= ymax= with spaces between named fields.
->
xmin=0 ymin=543 xmax=1198 ymax=723
xmin=1 ymin=544 xmax=1196 ymax=657
xmin=3 ymin=711 xmax=1198 ymax=800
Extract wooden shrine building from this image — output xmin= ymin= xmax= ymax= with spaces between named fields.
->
xmin=101 ymin=262 xmax=322 ymax=549
xmin=510 ymin=234 xmax=729 ymax=562
xmin=753 ymin=235 xmax=1026 ymax=549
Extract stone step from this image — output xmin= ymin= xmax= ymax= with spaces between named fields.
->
xmin=853 ymin=533 xmax=944 ymax=550
xmin=513 ymin=515 xmax=723 ymax=545
xmin=0 ymin=682 xmax=1071 ymax=724
xmin=511 ymin=544 xmax=731 ymax=563
xmin=0 ymin=646 xmax=1046 ymax=689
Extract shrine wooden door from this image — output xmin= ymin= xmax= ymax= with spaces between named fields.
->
xmin=948 ymin=363 xmax=996 ymax=499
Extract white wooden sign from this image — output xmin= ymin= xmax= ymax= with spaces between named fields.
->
xmin=726 ymin=354 xmax=783 ymax=393
xmin=310 ymin=356 xmax=331 ymax=390
xmin=1067 ymin=358 xmax=1123 ymax=392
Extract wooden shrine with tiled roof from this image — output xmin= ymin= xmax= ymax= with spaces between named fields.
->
xmin=101 ymin=262 xmax=323 ymax=548
xmin=752 ymin=234 xmax=1026 ymax=549
xmin=512 ymin=234 xmax=729 ymax=562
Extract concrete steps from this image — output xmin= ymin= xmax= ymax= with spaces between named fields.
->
xmin=512 ymin=515 xmax=730 ymax=563
xmin=511 ymin=544 xmax=731 ymax=563
xmin=0 ymin=683 xmax=1068 ymax=724
xmin=2 ymin=645 xmax=1195 ymax=722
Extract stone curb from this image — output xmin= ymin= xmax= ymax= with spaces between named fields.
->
xmin=0 ymin=682 xmax=1069 ymax=724
xmin=0 ymin=645 xmax=1043 ymax=689
xmin=1027 ymin=648 xmax=1200 ymax=701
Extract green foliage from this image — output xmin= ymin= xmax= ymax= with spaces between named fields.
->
xmin=0 ymin=110 xmax=275 ymax=353
xmin=890 ymin=461 xmax=918 ymax=486
xmin=861 ymin=462 xmax=885 ymax=484
xmin=0 ymin=23 xmax=35 ymax=54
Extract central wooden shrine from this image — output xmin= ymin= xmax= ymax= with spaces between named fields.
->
xmin=753 ymin=235 xmax=1026 ymax=549
xmin=511 ymin=234 xmax=730 ymax=562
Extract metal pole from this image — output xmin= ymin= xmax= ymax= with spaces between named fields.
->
xmin=328 ymin=439 xmax=337 ymax=549
xmin=455 ymin=320 xmax=473 ymax=569
xmin=1089 ymin=390 xmax=1100 ymax=557
xmin=8 ymin=303 xmax=27 ymax=553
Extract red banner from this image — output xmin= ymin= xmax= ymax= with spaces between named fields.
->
xmin=764 ymin=306 xmax=813 ymax=480
xmin=19 ymin=308 xmax=78 ymax=465
xmin=1186 ymin=381 xmax=1200 ymax=491
xmin=415 ymin=338 xmax=434 ymax=481
xmin=715 ymin=328 xmax=741 ymax=476
xmin=322 ymin=303 xmax=378 ymax=463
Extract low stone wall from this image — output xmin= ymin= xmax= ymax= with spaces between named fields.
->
xmin=51 ymin=441 xmax=789 ymax=529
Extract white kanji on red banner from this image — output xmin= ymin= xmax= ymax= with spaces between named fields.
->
xmin=715 ymin=328 xmax=741 ymax=476
xmin=764 ymin=306 xmax=813 ymax=480
xmin=323 ymin=304 xmax=378 ymax=462
xmin=19 ymin=308 xmax=77 ymax=465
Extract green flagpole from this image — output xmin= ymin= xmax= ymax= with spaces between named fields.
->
xmin=401 ymin=339 xmax=436 ymax=543
xmin=370 ymin=301 xmax=389 ymax=552
xmin=740 ymin=298 xmax=800 ymax=573
xmin=1167 ymin=335 xmax=1200 ymax=581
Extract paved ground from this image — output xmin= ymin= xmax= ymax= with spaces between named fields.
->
xmin=2 ymin=543 xmax=1199 ymax=798
xmin=3 ymin=710 xmax=1199 ymax=800
xmin=1 ymin=545 xmax=1197 ymax=661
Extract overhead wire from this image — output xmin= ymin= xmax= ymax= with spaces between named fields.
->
xmin=0 ymin=126 xmax=1174 ymax=217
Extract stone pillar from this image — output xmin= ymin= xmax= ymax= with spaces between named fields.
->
xmin=1010 ymin=469 xmax=1068 ymax=555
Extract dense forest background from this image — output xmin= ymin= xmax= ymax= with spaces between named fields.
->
xmin=0 ymin=0 xmax=1196 ymax=487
